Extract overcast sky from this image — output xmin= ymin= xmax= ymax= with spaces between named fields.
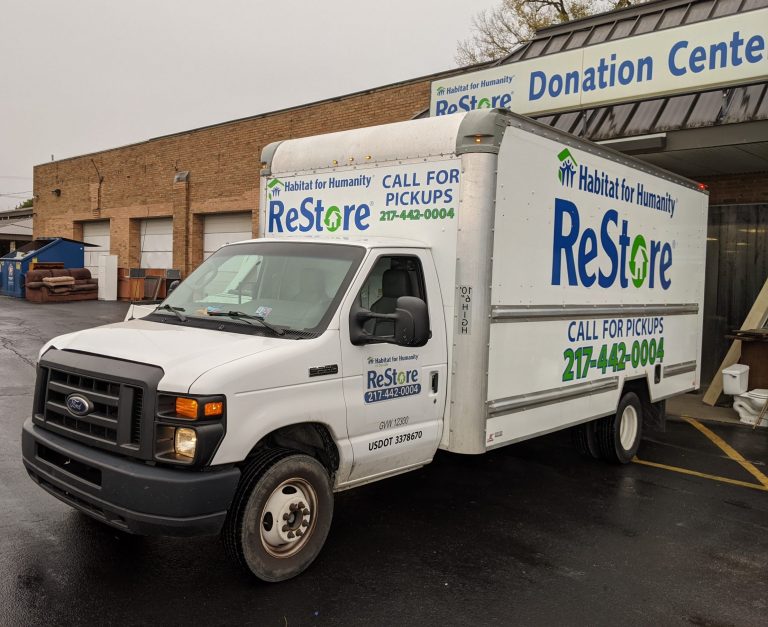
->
xmin=0 ymin=0 xmax=498 ymax=210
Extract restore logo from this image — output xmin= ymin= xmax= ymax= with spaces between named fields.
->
xmin=551 ymin=198 xmax=673 ymax=290
xmin=268 ymin=196 xmax=371 ymax=233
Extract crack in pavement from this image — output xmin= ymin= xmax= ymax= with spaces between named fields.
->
xmin=0 ymin=336 xmax=36 ymax=369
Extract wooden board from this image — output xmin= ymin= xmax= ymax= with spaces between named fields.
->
xmin=740 ymin=341 xmax=768 ymax=389
xmin=703 ymin=275 xmax=768 ymax=405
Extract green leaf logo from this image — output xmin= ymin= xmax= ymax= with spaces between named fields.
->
xmin=630 ymin=235 xmax=649 ymax=288
xmin=324 ymin=205 xmax=342 ymax=232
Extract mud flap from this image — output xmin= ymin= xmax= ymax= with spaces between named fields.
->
xmin=642 ymin=398 xmax=666 ymax=433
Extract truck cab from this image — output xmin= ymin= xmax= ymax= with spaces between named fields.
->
xmin=23 ymin=236 xmax=448 ymax=581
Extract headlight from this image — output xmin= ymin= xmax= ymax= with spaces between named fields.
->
xmin=174 ymin=427 xmax=197 ymax=458
xmin=155 ymin=394 xmax=226 ymax=466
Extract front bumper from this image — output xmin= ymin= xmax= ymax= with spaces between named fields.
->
xmin=22 ymin=418 xmax=241 ymax=536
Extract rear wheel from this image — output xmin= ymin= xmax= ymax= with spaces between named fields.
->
xmin=597 ymin=392 xmax=643 ymax=464
xmin=223 ymin=450 xmax=333 ymax=582
xmin=571 ymin=421 xmax=602 ymax=459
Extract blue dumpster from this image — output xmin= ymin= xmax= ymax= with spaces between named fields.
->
xmin=0 ymin=237 xmax=90 ymax=298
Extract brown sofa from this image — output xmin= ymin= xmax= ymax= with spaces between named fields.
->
xmin=25 ymin=268 xmax=98 ymax=303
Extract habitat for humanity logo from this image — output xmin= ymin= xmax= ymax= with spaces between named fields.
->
xmin=436 ymin=85 xmax=446 ymax=96
xmin=557 ymin=148 xmax=577 ymax=187
xmin=267 ymin=178 xmax=283 ymax=200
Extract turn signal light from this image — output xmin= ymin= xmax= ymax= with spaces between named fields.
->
xmin=204 ymin=401 xmax=223 ymax=417
xmin=175 ymin=397 xmax=199 ymax=419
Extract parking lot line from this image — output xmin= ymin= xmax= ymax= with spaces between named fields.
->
xmin=682 ymin=416 xmax=768 ymax=488
xmin=632 ymin=457 xmax=768 ymax=492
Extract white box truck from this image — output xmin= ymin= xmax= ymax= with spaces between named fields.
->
xmin=22 ymin=109 xmax=708 ymax=581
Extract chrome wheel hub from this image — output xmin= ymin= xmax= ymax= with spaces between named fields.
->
xmin=260 ymin=478 xmax=317 ymax=558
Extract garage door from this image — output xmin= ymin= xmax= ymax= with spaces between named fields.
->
xmin=139 ymin=218 xmax=173 ymax=269
xmin=82 ymin=220 xmax=110 ymax=277
xmin=203 ymin=213 xmax=253 ymax=259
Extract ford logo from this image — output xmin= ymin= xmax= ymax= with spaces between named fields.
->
xmin=65 ymin=394 xmax=93 ymax=417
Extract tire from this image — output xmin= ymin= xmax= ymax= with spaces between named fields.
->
xmin=571 ymin=421 xmax=602 ymax=459
xmin=223 ymin=449 xmax=333 ymax=582
xmin=596 ymin=391 xmax=643 ymax=464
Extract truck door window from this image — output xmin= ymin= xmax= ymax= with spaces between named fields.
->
xmin=358 ymin=255 xmax=427 ymax=337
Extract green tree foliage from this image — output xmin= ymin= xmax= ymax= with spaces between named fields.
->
xmin=456 ymin=0 xmax=635 ymax=66
xmin=15 ymin=198 xmax=33 ymax=209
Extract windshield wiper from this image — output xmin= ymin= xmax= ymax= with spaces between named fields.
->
xmin=154 ymin=304 xmax=187 ymax=322
xmin=207 ymin=310 xmax=285 ymax=336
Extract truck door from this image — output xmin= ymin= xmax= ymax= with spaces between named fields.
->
xmin=340 ymin=250 xmax=447 ymax=482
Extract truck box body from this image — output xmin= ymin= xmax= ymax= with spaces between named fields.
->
xmin=261 ymin=109 xmax=707 ymax=455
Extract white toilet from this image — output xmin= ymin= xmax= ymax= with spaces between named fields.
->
xmin=722 ymin=364 xmax=768 ymax=427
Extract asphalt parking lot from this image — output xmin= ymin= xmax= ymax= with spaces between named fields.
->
xmin=1 ymin=297 xmax=766 ymax=626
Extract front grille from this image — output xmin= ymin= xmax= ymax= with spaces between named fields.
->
xmin=42 ymin=367 xmax=145 ymax=447
xmin=45 ymin=411 xmax=117 ymax=443
xmin=45 ymin=369 xmax=120 ymax=442
xmin=33 ymin=350 xmax=163 ymax=460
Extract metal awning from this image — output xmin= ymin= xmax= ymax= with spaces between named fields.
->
xmin=531 ymin=82 xmax=768 ymax=177
xmin=0 ymin=217 xmax=33 ymax=241
xmin=503 ymin=0 xmax=768 ymax=64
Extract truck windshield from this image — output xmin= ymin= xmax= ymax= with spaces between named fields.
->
xmin=158 ymin=242 xmax=365 ymax=335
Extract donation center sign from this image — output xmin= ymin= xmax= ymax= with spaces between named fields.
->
xmin=431 ymin=9 xmax=768 ymax=117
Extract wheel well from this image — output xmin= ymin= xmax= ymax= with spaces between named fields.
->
xmin=245 ymin=423 xmax=340 ymax=475
xmin=622 ymin=378 xmax=666 ymax=432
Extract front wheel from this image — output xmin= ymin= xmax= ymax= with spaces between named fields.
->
xmin=223 ymin=450 xmax=333 ymax=582
xmin=596 ymin=392 xmax=643 ymax=464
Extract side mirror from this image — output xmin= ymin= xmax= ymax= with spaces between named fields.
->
xmin=393 ymin=296 xmax=429 ymax=346
xmin=349 ymin=296 xmax=429 ymax=347
xmin=167 ymin=280 xmax=180 ymax=295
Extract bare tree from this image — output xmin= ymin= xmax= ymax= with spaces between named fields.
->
xmin=456 ymin=0 xmax=634 ymax=66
